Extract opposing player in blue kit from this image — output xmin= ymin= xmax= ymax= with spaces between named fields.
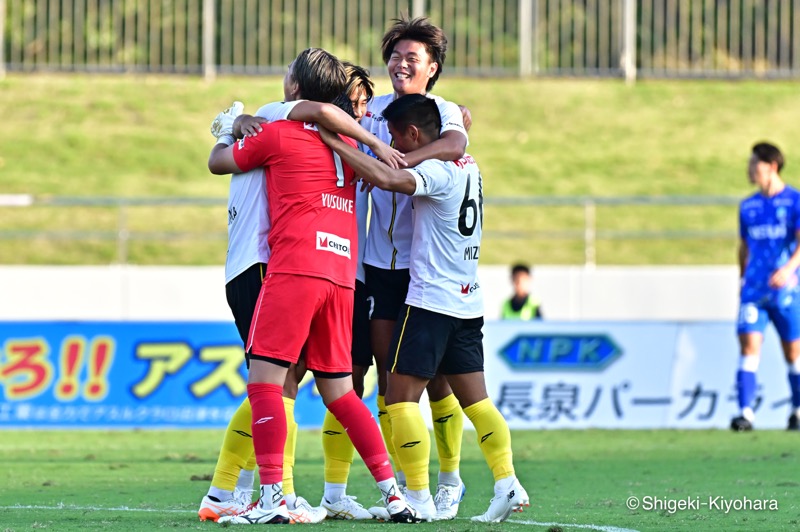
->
xmin=732 ymin=142 xmax=800 ymax=432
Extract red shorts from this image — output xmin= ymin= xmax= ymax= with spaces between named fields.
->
xmin=247 ymin=273 xmax=354 ymax=373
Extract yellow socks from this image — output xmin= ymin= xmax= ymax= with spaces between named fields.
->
xmin=377 ymin=395 xmax=402 ymax=477
xmin=210 ymin=398 xmax=255 ymax=493
xmin=322 ymin=409 xmax=355 ymax=484
xmin=282 ymin=397 xmax=297 ymax=498
xmin=429 ymin=393 xmax=463 ymax=478
xmin=463 ymin=398 xmax=514 ymax=481
xmin=386 ymin=402 xmax=430 ymax=491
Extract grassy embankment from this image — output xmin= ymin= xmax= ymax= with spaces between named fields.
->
xmin=3 ymin=74 xmax=800 ymax=265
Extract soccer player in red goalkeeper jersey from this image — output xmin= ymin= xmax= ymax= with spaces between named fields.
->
xmin=207 ymin=49 xmax=420 ymax=525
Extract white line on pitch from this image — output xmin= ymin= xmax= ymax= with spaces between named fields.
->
xmin=1 ymin=504 xmax=194 ymax=514
xmin=511 ymin=518 xmax=640 ymax=532
xmin=4 ymin=504 xmax=641 ymax=531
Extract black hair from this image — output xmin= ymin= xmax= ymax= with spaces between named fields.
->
xmin=752 ymin=142 xmax=785 ymax=173
xmin=292 ymin=48 xmax=347 ymax=103
xmin=511 ymin=264 xmax=530 ymax=277
xmin=381 ymin=94 xmax=441 ymax=140
xmin=381 ymin=16 xmax=447 ymax=92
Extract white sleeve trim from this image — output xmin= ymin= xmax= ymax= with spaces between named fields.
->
xmin=408 ymin=168 xmax=427 ymax=197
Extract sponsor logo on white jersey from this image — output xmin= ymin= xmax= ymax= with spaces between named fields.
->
xmin=459 ymin=280 xmax=480 ymax=295
xmin=316 ymin=231 xmax=351 ymax=258
xmin=452 ymin=154 xmax=476 ymax=168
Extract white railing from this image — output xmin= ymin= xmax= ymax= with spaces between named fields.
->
xmin=0 ymin=194 xmax=741 ymax=266
xmin=4 ymin=0 xmax=800 ymax=80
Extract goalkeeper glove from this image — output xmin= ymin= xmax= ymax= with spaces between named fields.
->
xmin=210 ymin=101 xmax=244 ymax=139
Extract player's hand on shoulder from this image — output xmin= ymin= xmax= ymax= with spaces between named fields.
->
xmin=370 ymin=140 xmax=406 ymax=170
xmin=235 ymin=114 xmax=268 ymax=138
xmin=458 ymin=104 xmax=472 ymax=132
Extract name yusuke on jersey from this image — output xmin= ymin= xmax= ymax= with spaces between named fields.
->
xmin=321 ymin=193 xmax=354 ymax=213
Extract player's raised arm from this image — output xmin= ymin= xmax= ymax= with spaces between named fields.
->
xmin=458 ymin=104 xmax=472 ymax=131
xmin=401 ymin=100 xmax=467 ymax=167
xmin=402 ymin=129 xmax=466 ymax=167
xmin=318 ymin=125 xmax=416 ymax=195
xmin=285 ymin=101 xmax=406 ymax=169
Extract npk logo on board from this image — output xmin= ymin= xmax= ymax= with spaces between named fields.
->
xmin=499 ymin=334 xmax=621 ymax=371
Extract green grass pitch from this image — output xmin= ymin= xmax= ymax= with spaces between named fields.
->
xmin=1 ymin=429 xmax=798 ymax=531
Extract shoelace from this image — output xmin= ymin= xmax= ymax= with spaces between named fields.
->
xmin=338 ymin=495 xmax=364 ymax=506
xmin=235 ymin=500 xmax=259 ymax=516
xmin=234 ymin=489 xmax=254 ymax=506
xmin=436 ymin=486 xmax=458 ymax=507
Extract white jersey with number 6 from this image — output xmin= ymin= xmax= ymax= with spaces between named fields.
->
xmin=360 ymin=93 xmax=468 ymax=270
xmin=404 ymin=154 xmax=483 ymax=319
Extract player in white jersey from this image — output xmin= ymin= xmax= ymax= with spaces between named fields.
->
xmin=320 ymin=93 xmax=530 ymax=523
xmin=358 ymin=16 xmax=470 ymax=517
xmin=198 ymin=50 xmax=400 ymax=523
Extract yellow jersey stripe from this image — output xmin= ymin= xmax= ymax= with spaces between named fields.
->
xmin=387 ymin=137 xmax=399 ymax=270
xmin=390 ymin=306 xmax=412 ymax=373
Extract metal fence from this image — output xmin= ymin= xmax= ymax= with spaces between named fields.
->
xmin=4 ymin=0 xmax=800 ymax=79
xmin=0 ymin=194 xmax=740 ymax=266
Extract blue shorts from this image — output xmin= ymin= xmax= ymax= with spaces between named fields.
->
xmin=737 ymin=294 xmax=800 ymax=341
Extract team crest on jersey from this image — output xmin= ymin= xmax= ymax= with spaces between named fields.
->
xmin=316 ymin=231 xmax=351 ymax=258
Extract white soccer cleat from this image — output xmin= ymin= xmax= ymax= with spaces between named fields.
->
xmin=368 ymin=484 xmax=408 ymax=521
xmin=210 ymin=101 xmax=244 ymax=139
xmin=217 ymin=501 xmax=291 ymax=524
xmin=286 ymin=496 xmax=327 ymax=524
xmin=471 ymin=477 xmax=530 ymax=523
xmin=320 ymin=495 xmax=373 ymax=520
xmin=367 ymin=501 xmax=391 ymax=521
xmin=405 ymin=491 xmax=436 ymax=522
xmin=385 ymin=495 xmax=423 ymax=523
xmin=433 ymin=480 xmax=466 ymax=520
xmin=197 ymin=494 xmax=249 ymax=522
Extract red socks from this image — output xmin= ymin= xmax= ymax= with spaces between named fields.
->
xmin=327 ymin=390 xmax=394 ymax=483
xmin=248 ymin=382 xmax=286 ymax=484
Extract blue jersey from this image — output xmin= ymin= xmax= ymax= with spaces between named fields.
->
xmin=739 ymin=185 xmax=800 ymax=305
